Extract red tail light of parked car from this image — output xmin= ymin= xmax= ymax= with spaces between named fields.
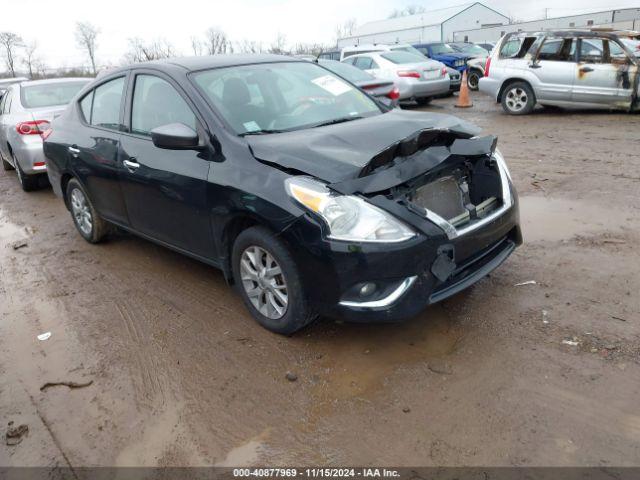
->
xmin=16 ymin=120 xmax=51 ymax=136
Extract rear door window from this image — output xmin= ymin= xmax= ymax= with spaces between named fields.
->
xmin=89 ymin=77 xmax=125 ymax=130
xmin=580 ymin=39 xmax=607 ymax=63
xmin=130 ymin=75 xmax=196 ymax=136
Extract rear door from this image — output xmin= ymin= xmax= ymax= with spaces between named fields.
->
xmin=573 ymin=38 xmax=621 ymax=105
xmin=72 ymin=75 xmax=129 ymax=224
xmin=118 ymin=70 xmax=214 ymax=258
xmin=529 ymin=37 xmax=576 ymax=103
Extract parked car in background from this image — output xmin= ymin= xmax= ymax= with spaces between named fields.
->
xmin=340 ymin=43 xmax=426 ymax=61
xmin=476 ymin=42 xmax=496 ymax=52
xmin=317 ymin=59 xmax=400 ymax=107
xmin=449 ymin=42 xmax=490 ymax=58
xmin=466 ymin=56 xmax=487 ymax=90
xmin=412 ymin=43 xmax=472 ymax=73
xmin=479 ymin=30 xmax=640 ymax=114
xmin=343 ymin=51 xmax=450 ymax=105
xmin=446 ymin=67 xmax=462 ymax=93
xmin=0 ymin=78 xmax=90 ymax=190
xmin=317 ymin=50 xmax=340 ymax=61
xmin=43 ymin=55 xmax=520 ymax=334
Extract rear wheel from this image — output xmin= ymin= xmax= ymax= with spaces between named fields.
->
xmin=415 ymin=97 xmax=432 ymax=106
xmin=467 ymin=70 xmax=481 ymax=90
xmin=66 ymin=178 xmax=110 ymax=243
xmin=232 ymin=226 xmax=317 ymax=335
xmin=501 ymin=81 xmax=535 ymax=115
xmin=15 ymin=156 xmax=39 ymax=191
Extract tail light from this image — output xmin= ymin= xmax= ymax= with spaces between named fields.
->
xmin=441 ymin=67 xmax=447 ymax=76
xmin=387 ymin=86 xmax=400 ymax=100
xmin=16 ymin=120 xmax=50 ymax=136
xmin=397 ymin=70 xmax=421 ymax=79
xmin=484 ymin=57 xmax=491 ymax=77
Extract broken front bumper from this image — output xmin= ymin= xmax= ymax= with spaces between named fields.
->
xmin=282 ymin=177 xmax=521 ymax=323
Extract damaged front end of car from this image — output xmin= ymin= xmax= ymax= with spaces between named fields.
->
xmin=249 ymin=115 xmax=522 ymax=321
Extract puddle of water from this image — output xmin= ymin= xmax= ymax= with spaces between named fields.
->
xmin=520 ymin=196 xmax=633 ymax=243
xmin=309 ymin=306 xmax=459 ymax=402
xmin=215 ymin=429 xmax=270 ymax=467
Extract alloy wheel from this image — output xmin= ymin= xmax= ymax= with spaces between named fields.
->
xmin=240 ymin=245 xmax=288 ymax=319
xmin=505 ymin=87 xmax=528 ymax=112
xmin=70 ymin=188 xmax=93 ymax=236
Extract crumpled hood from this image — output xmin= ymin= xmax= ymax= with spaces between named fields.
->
xmin=247 ymin=109 xmax=481 ymax=183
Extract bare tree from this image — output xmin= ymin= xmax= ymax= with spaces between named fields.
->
xmin=22 ymin=40 xmax=39 ymax=78
xmin=204 ymin=27 xmax=232 ymax=55
xmin=0 ymin=32 xmax=24 ymax=77
xmin=268 ymin=32 xmax=287 ymax=54
xmin=190 ymin=36 xmax=204 ymax=55
xmin=236 ymin=39 xmax=263 ymax=54
xmin=293 ymin=43 xmax=328 ymax=57
xmin=74 ymin=21 xmax=99 ymax=74
xmin=334 ymin=18 xmax=357 ymax=43
xmin=388 ymin=5 xmax=425 ymax=18
xmin=125 ymin=37 xmax=177 ymax=63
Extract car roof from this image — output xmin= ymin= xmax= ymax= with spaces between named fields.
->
xmin=18 ymin=77 xmax=91 ymax=87
xmin=110 ymin=54 xmax=304 ymax=75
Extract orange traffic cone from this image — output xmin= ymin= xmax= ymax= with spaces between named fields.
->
xmin=455 ymin=70 xmax=473 ymax=108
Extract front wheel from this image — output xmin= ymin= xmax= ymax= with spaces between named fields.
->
xmin=66 ymin=178 xmax=111 ymax=243
xmin=467 ymin=70 xmax=481 ymax=90
xmin=232 ymin=226 xmax=317 ymax=335
xmin=501 ymin=82 xmax=535 ymax=115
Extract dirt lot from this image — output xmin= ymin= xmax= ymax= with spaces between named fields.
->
xmin=1 ymin=92 xmax=639 ymax=468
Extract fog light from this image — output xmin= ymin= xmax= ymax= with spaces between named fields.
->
xmin=359 ymin=283 xmax=377 ymax=297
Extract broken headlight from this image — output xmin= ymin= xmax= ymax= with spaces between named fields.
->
xmin=285 ymin=177 xmax=416 ymax=243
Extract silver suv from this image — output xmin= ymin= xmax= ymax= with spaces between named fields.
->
xmin=479 ymin=30 xmax=640 ymax=115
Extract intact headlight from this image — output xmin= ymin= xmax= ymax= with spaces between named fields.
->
xmin=285 ymin=177 xmax=416 ymax=243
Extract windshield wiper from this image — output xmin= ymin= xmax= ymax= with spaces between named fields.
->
xmin=310 ymin=116 xmax=364 ymax=128
xmin=239 ymin=129 xmax=288 ymax=137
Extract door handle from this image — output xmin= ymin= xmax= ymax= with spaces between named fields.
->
xmin=68 ymin=145 xmax=80 ymax=156
xmin=580 ymin=66 xmax=594 ymax=73
xmin=123 ymin=158 xmax=140 ymax=171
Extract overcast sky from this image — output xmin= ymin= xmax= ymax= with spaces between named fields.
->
xmin=1 ymin=0 xmax=638 ymax=69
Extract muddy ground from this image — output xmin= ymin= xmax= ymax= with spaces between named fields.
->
xmin=1 ymin=92 xmax=639 ymax=468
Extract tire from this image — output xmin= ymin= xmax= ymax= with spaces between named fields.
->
xmin=467 ymin=70 xmax=481 ymax=91
xmin=232 ymin=226 xmax=317 ymax=335
xmin=2 ymin=153 xmax=14 ymax=171
xmin=15 ymin=156 xmax=39 ymax=191
xmin=415 ymin=97 xmax=432 ymax=106
xmin=66 ymin=178 xmax=110 ymax=243
xmin=501 ymin=81 xmax=535 ymax=115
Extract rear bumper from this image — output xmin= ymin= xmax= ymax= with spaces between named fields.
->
xmin=399 ymin=77 xmax=451 ymax=100
xmin=13 ymin=138 xmax=47 ymax=175
xmin=479 ymin=77 xmax=501 ymax=101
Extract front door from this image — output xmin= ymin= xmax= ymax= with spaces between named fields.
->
xmin=573 ymin=38 xmax=622 ymax=105
xmin=118 ymin=72 xmax=214 ymax=258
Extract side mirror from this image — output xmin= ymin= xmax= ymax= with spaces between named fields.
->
xmin=150 ymin=123 xmax=200 ymax=150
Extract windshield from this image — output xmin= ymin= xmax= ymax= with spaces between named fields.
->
xmin=319 ymin=60 xmax=375 ymax=83
xmin=451 ymin=43 xmax=489 ymax=56
xmin=390 ymin=45 xmax=426 ymax=58
xmin=380 ymin=51 xmax=426 ymax=64
xmin=21 ymin=81 xmax=89 ymax=108
xmin=429 ymin=43 xmax=456 ymax=55
xmin=193 ymin=62 xmax=381 ymax=135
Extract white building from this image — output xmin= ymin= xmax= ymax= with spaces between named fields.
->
xmin=453 ymin=8 xmax=640 ymax=43
xmin=337 ymin=2 xmax=510 ymax=47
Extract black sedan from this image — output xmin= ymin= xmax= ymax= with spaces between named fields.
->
xmin=43 ymin=55 xmax=521 ymax=334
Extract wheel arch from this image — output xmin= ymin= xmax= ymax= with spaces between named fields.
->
xmin=497 ymin=78 xmax=536 ymax=103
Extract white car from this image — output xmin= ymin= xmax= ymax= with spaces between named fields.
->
xmin=0 ymin=78 xmax=89 ymax=190
xmin=479 ymin=31 xmax=640 ymax=114
xmin=343 ymin=51 xmax=450 ymax=105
